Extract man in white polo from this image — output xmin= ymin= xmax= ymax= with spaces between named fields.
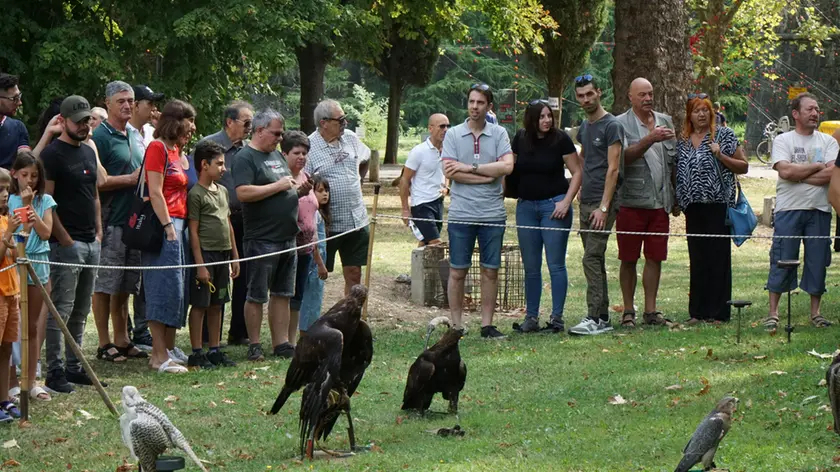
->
xmin=400 ymin=113 xmax=450 ymax=246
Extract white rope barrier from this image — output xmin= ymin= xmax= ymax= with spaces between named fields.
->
xmin=376 ymin=213 xmax=839 ymax=240
xmin=16 ymin=224 xmax=369 ymax=272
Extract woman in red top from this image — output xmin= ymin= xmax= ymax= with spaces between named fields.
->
xmin=142 ymin=99 xmax=194 ymax=373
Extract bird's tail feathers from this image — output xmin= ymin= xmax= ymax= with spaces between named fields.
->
xmin=172 ymin=433 xmax=208 ymax=472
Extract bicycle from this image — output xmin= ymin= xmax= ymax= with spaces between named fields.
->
xmin=755 ymin=116 xmax=789 ymax=164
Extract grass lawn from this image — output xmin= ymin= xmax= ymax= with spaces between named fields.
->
xmin=6 ymin=175 xmax=840 ymax=471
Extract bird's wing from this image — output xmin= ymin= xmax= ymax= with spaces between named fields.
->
xmin=119 ymin=412 xmax=137 ymax=460
xmin=341 ymin=320 xmax=373 ymax=396
xmin=829 ymin=363 xmax=840 ymax=434
xmin=402 ymin=355 xmax=436 ymax=409
xmin=299 ymin=327 xmax=344 ymax=456
xmin=676 ymin=416 xmax=725 ymax=472
xmin=270 ymin=330 xmax=324 ymax=415
xmin=130 ymin=416 xmax=169 ymax=471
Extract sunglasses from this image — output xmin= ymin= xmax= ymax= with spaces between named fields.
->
xmin=236 ymin=119 xmax=252 ymax=128
xmin=263 ymin=129 xmax=284 ymax=138
xmin=687 ymin=93 xmax=709 ymax=100
xmin=529 ymin=99 xmax=548 ymax=106
xmin=324 ymin=116 xmax=348 ymax=124
xmin=470 ymin=83 xmax=490 ymax=92
xmin=574 ymin=74 xmax=594 ymax=85
xmin=438 ymin=124 xmax=451 ymax=129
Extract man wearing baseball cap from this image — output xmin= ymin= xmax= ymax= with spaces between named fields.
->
xmin=42 ymin=95 xmax=103 ymax=394
xmin=127 ymin=85 xmax=164 ymax=153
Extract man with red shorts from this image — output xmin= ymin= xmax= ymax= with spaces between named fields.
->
xmin=615 ymin=78 xmax=677 ymax=328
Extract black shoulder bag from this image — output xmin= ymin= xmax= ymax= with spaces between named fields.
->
xmin=122 ymin=143 xmax=164 ymax=252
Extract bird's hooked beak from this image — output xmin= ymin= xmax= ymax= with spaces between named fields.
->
xmin=424 ymin=316 xmax=451 ymax=349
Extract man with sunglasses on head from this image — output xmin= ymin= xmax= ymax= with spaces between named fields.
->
xmin=400 ymin=113 xmax=450 ymax=246
xmin=614 ymin=77 xmax=677 ymax=329
xmin=0 ymin=73 xmax=30 ymax=169
xmin=441 ymin=84 xmax=514 ymax=339
xmin=197 ymin=100 xmax=254 ymax=346
xmin=568 ymin=74 xmax=624 ymax=336
xmin=233 ymin=109 xmax=300 ymax=361
xmin=305 ymin=99 xmax=371 ymax=296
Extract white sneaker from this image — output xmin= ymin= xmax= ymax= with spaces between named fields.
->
xmin=568 ymin=317 xmax=614 ymax=336
xmin=168 ymin=348 xmax=189 ymax=365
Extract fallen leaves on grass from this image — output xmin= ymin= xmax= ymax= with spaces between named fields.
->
xmin=223 ymin=399 xmax=236 ymax=405
xmin=2 ymin=459 xmax=21 ymax=467
xmin=808 ymin=349 xmax=839 ymax=359
xmin=665 ymin=384 xmax=683 ymax=391
xmin=163 ymin=395 xmax=179 ymax=402
xmin=77 ymin=409 xmax=97 ymax=420
xmin=820 ymin=379 xmax=828 ymax=386
xmin=753 ymin=355 xmax=767 ymax=360
xmin=770 ymin=371 xmax=787 ymax=375
xmin=3 ymin=439 xmax=19 ymax=449
xmin=608 ymin=395 xmax=628 ymax=405
xmin=705 ymin=349 xmax=713 ymax=359
xmin=697 ymin=377 xmax=711 ymax=396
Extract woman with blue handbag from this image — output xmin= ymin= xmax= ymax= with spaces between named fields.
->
xmin=675 ymin=94 xmax=748 ymax=325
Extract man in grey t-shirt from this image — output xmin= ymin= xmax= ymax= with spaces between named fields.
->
xmin=568 ymin=75 xmax=624 ymax=336
xmin=441 ymin=84 xmax=514 ymax=339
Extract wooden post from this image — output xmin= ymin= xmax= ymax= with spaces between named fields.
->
xmin=26 ymin=264 xmax=118 ymax=416
xmin=362 ymin=184 xmax=381 ymax=321
xmin=15 ymin=238 xmax=29 ymax=421
xmin=368 ymin=150 xmax=381 ymax=183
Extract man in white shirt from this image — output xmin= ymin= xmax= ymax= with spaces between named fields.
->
xmin=766 ymin=92 xmax=838 ymax=329
xmin=400 ymin=113 xmax=450 ymax=246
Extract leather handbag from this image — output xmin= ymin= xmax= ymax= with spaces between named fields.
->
xmin=122 ymin=147 xmax=164 ymax=252
xmin=712 ymin=145 xmax=757 ymax=247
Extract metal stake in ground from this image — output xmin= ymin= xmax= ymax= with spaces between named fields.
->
xmin=15 ymin=238 xmax=29 ymax=421
xmin=777 ymin=259 xmax=800 ymax=343
xmin=362 ymin=184 xmax=381 ymax=321
xmin=26 ymin=264 xmax=118 ymax=416
xmin=727 ymin=300 xmax=752 ymax=344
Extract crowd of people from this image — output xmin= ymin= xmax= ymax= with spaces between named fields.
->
xmin=0 ymin=73 xmax=373 ymax=422
xmin=400 ymin=76 xmax=837 ymax=341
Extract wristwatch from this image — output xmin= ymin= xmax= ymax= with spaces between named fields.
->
xmin=600 ymin=205 xmax=608 ymax=213
xmin=471 ymin=162 xmax=479 ymax=173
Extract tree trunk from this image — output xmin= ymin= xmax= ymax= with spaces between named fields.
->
xmin=296 ymin=42 xmax=332 ymax=135
xmin=613 ymin=0 xmax=693 ymax=134
xmin=384 ymin=57 xmax=403 ymax=165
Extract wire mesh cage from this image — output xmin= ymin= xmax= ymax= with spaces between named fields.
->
xmin=420 ymin=243 xmax=525 ymax=311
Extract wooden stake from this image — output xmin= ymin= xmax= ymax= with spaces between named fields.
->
xmin=362 ymin=184 xmax=381 ymax=321
xmin=26 ymin=264 xmax=118 ymax=416
xmin=15 ymin=239 xmax=29 ymax=421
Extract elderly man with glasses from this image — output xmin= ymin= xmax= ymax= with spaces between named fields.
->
xmin=305 ymin=99 xmax=371 ymax=296
xmin=196 ymin=100 xmax=254 ymax=346
xmin=233 ymin=108 xmax=300 ymax=362
xmin=0 ymin=73 xmax=30 ymax=169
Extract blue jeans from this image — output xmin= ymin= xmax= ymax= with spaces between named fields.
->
xmin=767 ymin=209 xmax=831 ymax=295
xmin=46 ymin=240 xmax=101 ymax=375
xmin=516 ymin=195 xmax=573 ymax=320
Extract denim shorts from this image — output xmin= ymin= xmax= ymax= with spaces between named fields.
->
xmin=245 ymin=239 xmax=297 ymax=303
xmin=448 ymin=221 xmax=506 ymax=270
xmin=411 ymin=197 xmax=444 ymax=243
xmin=27 ymin=252 xmax=50 ymax=286
xmin=141 ymin=218 xmax=186 ymax=328
xmin=94 ymin=225 xmax=141 ymax=295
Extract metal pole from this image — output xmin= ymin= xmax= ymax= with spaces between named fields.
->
xmin=736 ymin=307 xmax=741 ymax=344
xmin=786 ymin=290 xmax=793 ymax=343
xmin=15 ymin=238 xmax=29 ymax=421
xmin=26 ymin=264 xmax=117 ymax=416
xmin=362 ymin=184 xmax=381 ymax=321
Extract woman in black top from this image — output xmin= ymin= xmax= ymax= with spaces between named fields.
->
xmin=509 ymin=100 xmax=582 ymax=333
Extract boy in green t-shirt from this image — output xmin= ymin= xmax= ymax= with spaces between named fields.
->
xmin=187 ymin=140 xmax=240 ymax=369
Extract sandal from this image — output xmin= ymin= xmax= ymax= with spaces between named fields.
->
xmin=117 ymin=343 xmax=149 ymax=359
xmin=620 ymin=312 xmax=636 ymax=328
xmin=763 ymin=315 xmax=779 ymax=330
xmin=811 ymin=314 xmax=832 ymax=328
xmin=156 ymin=358 xmax=188 ymax=374
xmin=96 ymin=343 xmax=127 ymax=363
xmin=642 ymin=311 xmax=668 ymax=326
xmin=685 ymin=318 xmax=703 ymax=326
xmin=29 ymin=386 xmax=51 ymax=402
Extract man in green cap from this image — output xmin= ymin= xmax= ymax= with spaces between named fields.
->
xmin=42 ymin=95 xmax=103 ymax=394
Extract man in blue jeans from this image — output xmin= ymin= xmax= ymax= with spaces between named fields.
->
xmin=41 ymin=96 xmax=103 ymax=393
xmin=442 ymin=84 xmax=514 ymax=339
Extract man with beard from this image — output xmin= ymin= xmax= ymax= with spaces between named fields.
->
xmin=568 ymin=75 xmax=624 ymax=336
xmin=42 ymin=95 xmax=102 ymax=393
xmin=766 ymin=93 xmax=837 ymax=329
xmin=0 ymin=73 xmax=29 ymax=169
xmin=614 ymin=78 xmax=677 ymax=329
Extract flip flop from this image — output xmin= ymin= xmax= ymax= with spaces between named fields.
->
xmin=29 ymin=386 xmax=51 ymax=402
xmin=157 ymin=358 xmax=188 ymax=374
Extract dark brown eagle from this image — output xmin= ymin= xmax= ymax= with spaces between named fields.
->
xmin=401 ymin=316 xmax=467 ymax=414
